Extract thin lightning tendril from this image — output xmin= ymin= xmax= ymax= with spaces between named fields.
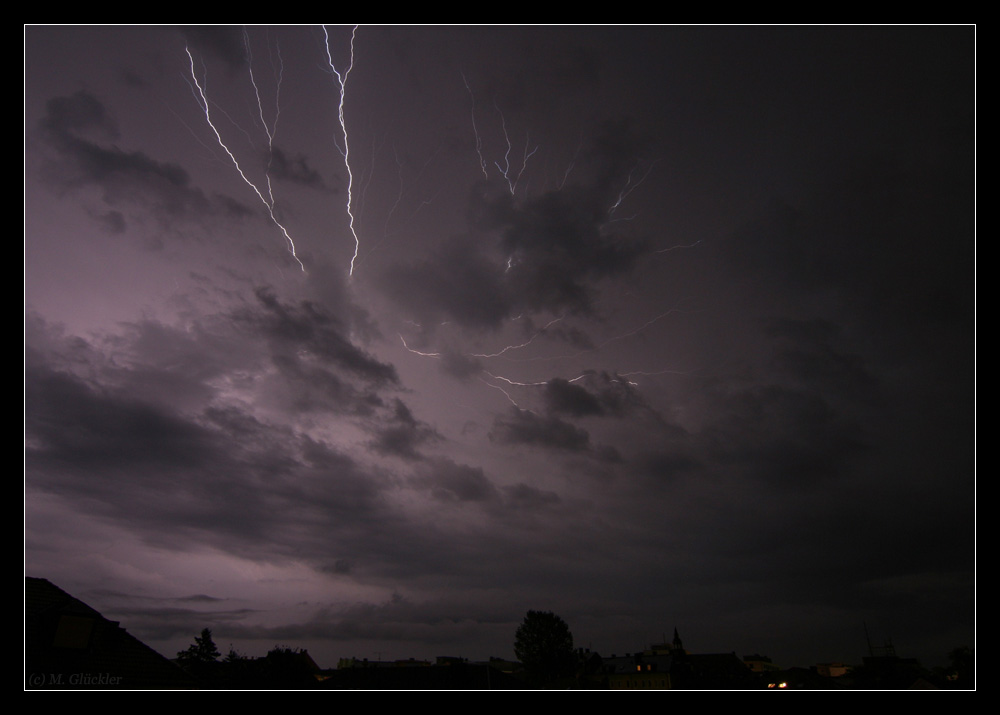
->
xmin=185 ymin=46 xmax=305 ymax=272
xmin=655 ymin=240 xmax=701 ymax=253
xmin=619 ymin=368 xmax=690 ymax=379
xmin=358 ymin=134 xmax=384 ymax=220
xmin=244 ymin=28 xmax=283 ymax=206
xmin=356 ymin=143 xmax=404 ymax=268
xmin=494 ymin=100 xmax=512 ymax=185
xmin=496 ymin=306 xmax=693 ymax=364
xmin=470 ymin=316 xmax=563 ymax=358
xmin=243 ymin=28 xmax=285 ymax=206
xmin=557 ymin=133 xmax=583 ymax=190
xmin=385 ymin=143 xmax=404 ymax=231
xmin=608 ymin=161 xmax=656 ymax=216
xmin=513 ymin=133 xmax=540 ymax=194
xmin=461 ymin=72 xmax=489 ymax=180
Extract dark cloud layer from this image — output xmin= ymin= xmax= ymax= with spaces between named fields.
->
xmin=489 ymin=408 xmax=591 ymax=453
xmin=369 ymin=399 xmax=440 ymax=459
xmin=243 ymin=288 xmax=398 ymax=386
xmin=37 ymin=91 xmax=252 ymax=228
xmin=543 ymin=373 xmax=643 ymax=418
xmin=414 ymin=458 xmax=499 ymax=504
xmin=269 ymin=147 xmax=328 ymax=190
xmin=26 ymin=321 xmax=396 ymax=570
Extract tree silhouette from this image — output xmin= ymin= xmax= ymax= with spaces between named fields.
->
xmin=177 ymin=627 xmax=221 ymax=663
xmin=514 ymin=610 xmax=574 ymax=687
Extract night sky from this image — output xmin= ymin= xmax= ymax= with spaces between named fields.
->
xmin=25 ymin=26 xmax=974 ymax=670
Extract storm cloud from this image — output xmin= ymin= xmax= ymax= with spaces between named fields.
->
xmin=25 ymin=26 xmax=973 ymax=672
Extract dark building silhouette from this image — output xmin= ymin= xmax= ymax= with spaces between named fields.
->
xmin=604 ymin=629 xmax=759 ymax=690
xmin=25 ymin=577 xmax=195 ymax=689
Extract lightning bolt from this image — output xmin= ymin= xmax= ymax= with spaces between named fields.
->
xmin=323 ymin=24 xmax=361 ymax=278
xmin=185 ymin=46 xmax=305 ymax=272
xmin=482 ymin=371 xmax=549 ymax=387
xmin=399 ymin=334 xmax=441 ymax=358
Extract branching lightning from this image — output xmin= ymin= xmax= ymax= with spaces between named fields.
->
xmin=493 ymin=101 xmax=538 ymax=196
xmin=395 ymin=68 xmax=693 ymax=412
xmin=185 ymin=46 xmax=305 ymax=272
xmin=461 ymin=75 xmax=540 ymax=195
xmin=323 ymin=24 xmax=361 ymax=278
xmin=181 ymin=32 xmax=697 ymax=421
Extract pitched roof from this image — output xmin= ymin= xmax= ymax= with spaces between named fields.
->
xmin=25 ymin=577 xmax=196 ymax=690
